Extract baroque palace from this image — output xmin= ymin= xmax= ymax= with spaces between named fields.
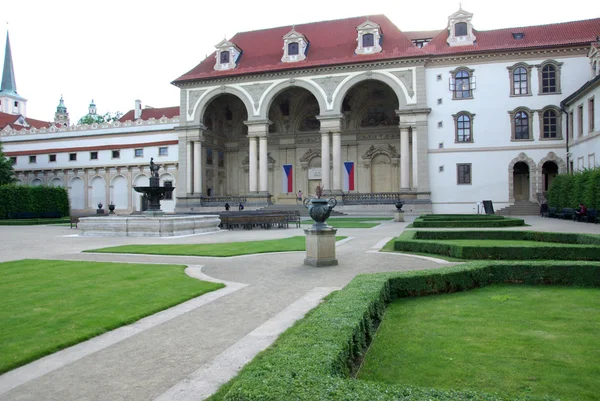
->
xmin=2 ymin=9 xmax=600 ymax=214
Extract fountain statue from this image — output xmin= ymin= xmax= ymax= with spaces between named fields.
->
xmin=133 ymin=158 xmax=175 ymax=216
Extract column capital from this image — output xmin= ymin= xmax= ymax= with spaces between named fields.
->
xmin=396 ymin=108 xmax=431 ymax=127
xmin=244 ymin=119 xmax=272 ymax=137
xmin=316 ymin=114 xmax=345 ymax=133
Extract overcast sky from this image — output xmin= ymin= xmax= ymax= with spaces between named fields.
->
xmin=2 ymin=0 xmax=598 ymax=123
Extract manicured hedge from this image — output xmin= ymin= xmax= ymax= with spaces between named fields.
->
xmin=547 ymin=168 xmax=600 ymax=210
xmin=419 ymin=214 xmax=504 ymax=220
xmin=412 ymin=217 xmax=525 ymax=228
xmin=394 ymin=230 xmax=600 ymax=260
xmin=214 ymin=262 xmax=599 ymax=401
xmin=0 ymin=218 xmax=70 ymax=226
xmin=0 ymin=185 xmax=70 ymax=219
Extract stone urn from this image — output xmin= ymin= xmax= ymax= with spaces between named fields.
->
xmin=395 ymin=200 xmax=405 ymax=211
xmin=97 ymin=202 xmax=103 ymax=210
xmin=303 ymin=197 xmax=337 ymax=229
xmin=394 ymin=200 xmax=405 ymax=222
xmin=108 ymin=204 xmax=116 ymax=214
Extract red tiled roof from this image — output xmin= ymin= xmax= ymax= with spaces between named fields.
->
xmin=0 ymin=112 xmax=51 ymax=130
xmin=425 ymin=17 xmax=600 ymax=55
xmin=173 ymin=15 xmax=600 ymax=84
xmin=119 ymin=106 xmax=179 ymax=122
xmin=173 ymin=15 xmax=426 ymax=84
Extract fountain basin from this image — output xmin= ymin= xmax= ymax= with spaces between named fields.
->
xmin=79 ymin=215 xmax=221 ymax=237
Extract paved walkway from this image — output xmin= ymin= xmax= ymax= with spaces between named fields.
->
xmin=0 ymin=216 xmax=597 ymax=400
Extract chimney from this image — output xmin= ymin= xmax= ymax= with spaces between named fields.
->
xmin=134 ymin=99 xmax=142 ymax=120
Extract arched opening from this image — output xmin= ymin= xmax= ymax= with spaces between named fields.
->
xmin=513 ymin=162 xmax=530 ymax=201
xmin=111 ymin=175 xmax=128 ymax=211
xmin=132 ymin=174 xmax=149 ymax=212
xmin=203 ymin=94 xmax=248 ymax=138
xmin=49 ymin=177 xmax=63 ymax=187
xmin=267 ymin=87 xmax=320 ymax=134
xmin=542 ymin=161 xmax=558 ymax=193
xmin=68 ymin=177 xmax=84 ymax=210
xmin=89 ymin=176 xmax=106 ymax=208
xmin=371 ymin=154 xmax=392 ymax=192
xmin=341 ymin=80 xmax=400 ymax=130
xmin=30 ymin=178 xmax=43 ymax=186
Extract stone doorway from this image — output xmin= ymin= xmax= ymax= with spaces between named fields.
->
xmin=513 ymin=162 xmax=530 ymax=201
xmin=542 ymin=161 xmax=558 ymax=192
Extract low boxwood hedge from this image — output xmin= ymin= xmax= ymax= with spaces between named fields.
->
xmin=213 ymin=262 xmax=599 ymax=401
xmin=394 ymin=230 xmax=600 ymax=260
xmin=0 ymin=217 xmax=70 ymax=226
xmin=419 ymin=214 xmax=504 ymax=220
xmin=412 ymin=217 xmax=525 ymax=228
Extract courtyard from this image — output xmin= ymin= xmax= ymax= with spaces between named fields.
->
xmin=0 ymin=215 xmax=598 ymax=400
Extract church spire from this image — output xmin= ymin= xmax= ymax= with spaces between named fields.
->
xmin=1 ymin=31 xmax=18 ymax=95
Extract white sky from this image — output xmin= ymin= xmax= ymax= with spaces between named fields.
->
xmin=2 ymin=0 xmax=598 ymax=122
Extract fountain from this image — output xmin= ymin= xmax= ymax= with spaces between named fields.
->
xmin=78 ymin=159 xmax=220 ymax=237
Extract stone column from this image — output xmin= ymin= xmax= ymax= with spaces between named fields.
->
xmin=259 ymin=135 xmax=268 ymax=193
xmin=317 ymin=115 xmax=345 ymax=194
xmin=248 ymin=136 xmax=258 ymax=192
xmin=400 ymin=127 xmax=410 ymax=190
xmin=411 ymin=127 xmax=418 ymax=189
xmin=332 ymin=132 xmax=342 ymax=191
xmin=193 ymin=141 xmax=202 ymax=194
xmin=321 ymin=132 xmax=331 ymax=191
xmin=186 ymin=141 xmax=193 ymax=194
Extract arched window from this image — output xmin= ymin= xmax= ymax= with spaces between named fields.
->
xmin=362 ymin=33 xmax=374 ymax=47
xmin=513 ymin=67 xmax=528 ymax=95
xmin=455 ymin=22 xmax=468 ymax=36
xmin=543 ymin=109 xmax=557 ymax=138
xmin=541 ymin=64 xmax=556 ymax=93
xmin=454 ymin=112 xmax=474 ymax=143
xmin=454 ymin=70 xmax=471 ymax=99
xmin=288 ymin=42 xmax=299 ymax=55
xmin=514 ymin=111 xmax=529 ymax=140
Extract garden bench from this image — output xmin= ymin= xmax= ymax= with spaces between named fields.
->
xmin=560 ymin=208 xmax=574 ymax=220
xmin=582 ymin=209 xmax=598 ymax=224
xmin=547 ymin=207 xmax=557 ymax=218
xmin=70 ymin=216 xmax=80 ymax=228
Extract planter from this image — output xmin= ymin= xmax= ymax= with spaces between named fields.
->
xmin=303 ymin=197 xmax=337 ymax=229
xmin=108 ymin=204 xmax=116 ymax=214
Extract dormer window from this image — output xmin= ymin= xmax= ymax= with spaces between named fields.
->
xmin=355 ymin=19 xmax=382 ymax=55
xmin=214 ymin=39 xmax=242 ymax=71
xmin=281 ymin=28 xmax=308 ymax=63
xmin=446 ymin=8 xmax=477 ymax=47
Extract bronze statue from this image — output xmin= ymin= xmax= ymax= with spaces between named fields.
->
xmin=149 ymin=157 xmax=161 ymax=178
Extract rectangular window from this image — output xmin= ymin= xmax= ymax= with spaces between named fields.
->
xmin=29 ymin=155 xmax=36 ymax=164
xmin=158 ymin=146 xmax=168 ymax=156
xmin=10 ymin=156 xmax=16 ymax=165
xmin=589 ymin=98 xmax=595 ymax=133
xmin=362 ymin=33 xmax=374 ymax=47
xmin=220 ymin=51 xmax=230 ymax=64
xmin=288 ymin=42 xmax=299 ymax=55
xmin=134 ymin=148 xmax=143 ymax=158
xmin=589 ymin=154 xmax=596 ymax=168
xmin=577 ymin=157 xmax=584 ymax=171
xmin=568 ymin=112 xmax=574 ymax=140
xmin=90 ymin=151 xmax=98 ymax=160
xmin=164 ymin=181 xmax=173 ymax=200
xmin=112 ymin=150 xmax=120 ymax=159
xmin=49 ymin=154 xmax=57 ymax=162
xmin=218 ymin=151 xmax=224 ymax=167
xmin=69 ymin=153 xmax=77 ymax=161
xmin=457 ymin=163 xmax=471 ymax=185
xmin=578 ymin=105 xmax=584 ymax=137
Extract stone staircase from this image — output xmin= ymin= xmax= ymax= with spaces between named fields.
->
xmin=496 ymin=200 xmax=540 ymax=216
xmin=258 ymin=203 xmax=347 ymax=217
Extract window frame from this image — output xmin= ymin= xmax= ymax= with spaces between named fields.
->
xmin=134 ymin=148 xmax=144 ymax=158
xmin=452 ymin=111 xmax=475 ymax=143
xmin=507 ymin=63 xmax=532 ymax=97
xmin=456 ymin=163 xmax=472 ymax=185
xmin=9 ymin=156 xmax=17 ymax=165
xmin=449 ymin=67 xmax=475 ymax=100
xmin=568 ymin=111 xmax=574 ymax=140
xmin=158 ymin=146 xmax=168 ymax=156
xmin=69 ymin=153 xmax=77 ymax=162
xmin=111 ymin=150 xmax=120 ymax=159
xmin=455 ymin=22 xmax=468 ymax=37
xmin=164 ymin=181 xmax=173 ymax=200
xmin=288 ymin=42 xmax=299 ymax=55
xmin=220 ymin=51 xmax=230 ymax=64
xmin=536 ymin=60 xmax=563 ymax=95
xmin=49 ymin=154 xmax=57 ymax=163
xmin=577 ymin=104 xmax=584 ymax=137
xmin=362 ymin=33 xmax=375 ymax=48
xmin=539 ymin=106 xmax=563 ymax=140
xmin=589 ymin=97 xmax=595 ymax=133
xmin=90 ymin=151 xmax=98 ymax=160
xmin=509 ymin=107 xmax=534 ymax=141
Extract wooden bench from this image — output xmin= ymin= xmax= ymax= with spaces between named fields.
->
xmin=560 ymin=208 xmax=574 ymax=220
xmin=70 ymin=216 xmax=80 ymax=228
xmin=581 ymin=209 xmax=598 ymax=224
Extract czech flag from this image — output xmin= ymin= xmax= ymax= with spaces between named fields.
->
xmin=282 ymin=164 xmax=293 ymax=193
xmin=343 ymin=161 xmax=355 ymax=191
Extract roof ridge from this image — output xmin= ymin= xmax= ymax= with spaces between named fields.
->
xmin=473 ymin=16 xmax=600 ymax=33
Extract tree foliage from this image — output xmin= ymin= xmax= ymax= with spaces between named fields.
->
xmin=0 ymin=142 xmax=16 ymax=186
xmin=77 ymin=111 xmax=123 ymax=125
xmin=547 ymin=167 xmax=600 ymax=209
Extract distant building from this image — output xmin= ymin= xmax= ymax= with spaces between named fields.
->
xmin=2 ymin=10 xmax=600 ymax=214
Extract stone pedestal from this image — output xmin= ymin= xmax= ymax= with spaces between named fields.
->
xmin=304 ymin=227 xmax=338 ymax=267
xmin=394 ymin=211 xmax=405 ymax=222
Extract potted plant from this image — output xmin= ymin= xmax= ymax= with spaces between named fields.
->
xmin=303 ymin=183 xmax=337 ymax=229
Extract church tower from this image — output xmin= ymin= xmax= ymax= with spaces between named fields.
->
xmin=0 ymin=31 xmax=27 ymax=116
xmin=54 ymin=95 xmax=70 ymax=127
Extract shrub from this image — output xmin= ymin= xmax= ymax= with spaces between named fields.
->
xmin=217 ymin=262 xmax=600 ymax=401
xmin=547 ymin=167 xmax=600 ymax=210
xmin=0 ymin=185 xmax=70 ymax=219
xmin=412 ymin=217 xmax=524 ymax=228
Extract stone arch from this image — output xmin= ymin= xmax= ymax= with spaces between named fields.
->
xmin=49 ymin=177 xmax=63 ymax=187
xmin=193 ymin=86 xmax=254 ymax=126
xmin=132 ymin=173 xmax=149 ymax=212
xmin=15 ymin=179 xmax=24 ymax=186
xmin=332 ymin=72 xmax=410 ymax=113
xmin=259 ymin=80 xmax=327 ymax=120
xmin=508 ymin=152 xmax=537 ymax=202
xmin=30 ymin=178 xmax=43 ymax=186
xmin=538 ymin=152 xmax=566 ymax=193
xmin=68 ymin=176 xmax=85 ymax=210
xmin=110 ymin=174 xmax=128 ymax=210
xmin=89 ymin=175 xmax=106 ymax=209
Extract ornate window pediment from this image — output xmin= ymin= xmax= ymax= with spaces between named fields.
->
xmin=446 ymin=8 xmax=476 ymax=47
xmin=281 ymin=29 xmax=308 ymax=63
xmin=355 ymin=20 xmax=382 ymax=55
xmin=589 ymin=41 xmax=600 ymax=77
xmin=214 ymin=39 xmax=242 ymax=71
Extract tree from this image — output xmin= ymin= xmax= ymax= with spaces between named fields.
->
xmin=0 ymin=141 xmax=16 ymax=185
xmin=77 ymin=111 xmax=123 ymax=125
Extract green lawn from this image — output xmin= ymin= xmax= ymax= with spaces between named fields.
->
xmin=0 ymin=259 xmax=223 ymax=374
xmin=358 ymin=285 xmax=600 ymax=401
xmin=302 ymin=217 xmax=390 ymax=229
xmin=87 ymin=236 xmax=347 ymax=257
